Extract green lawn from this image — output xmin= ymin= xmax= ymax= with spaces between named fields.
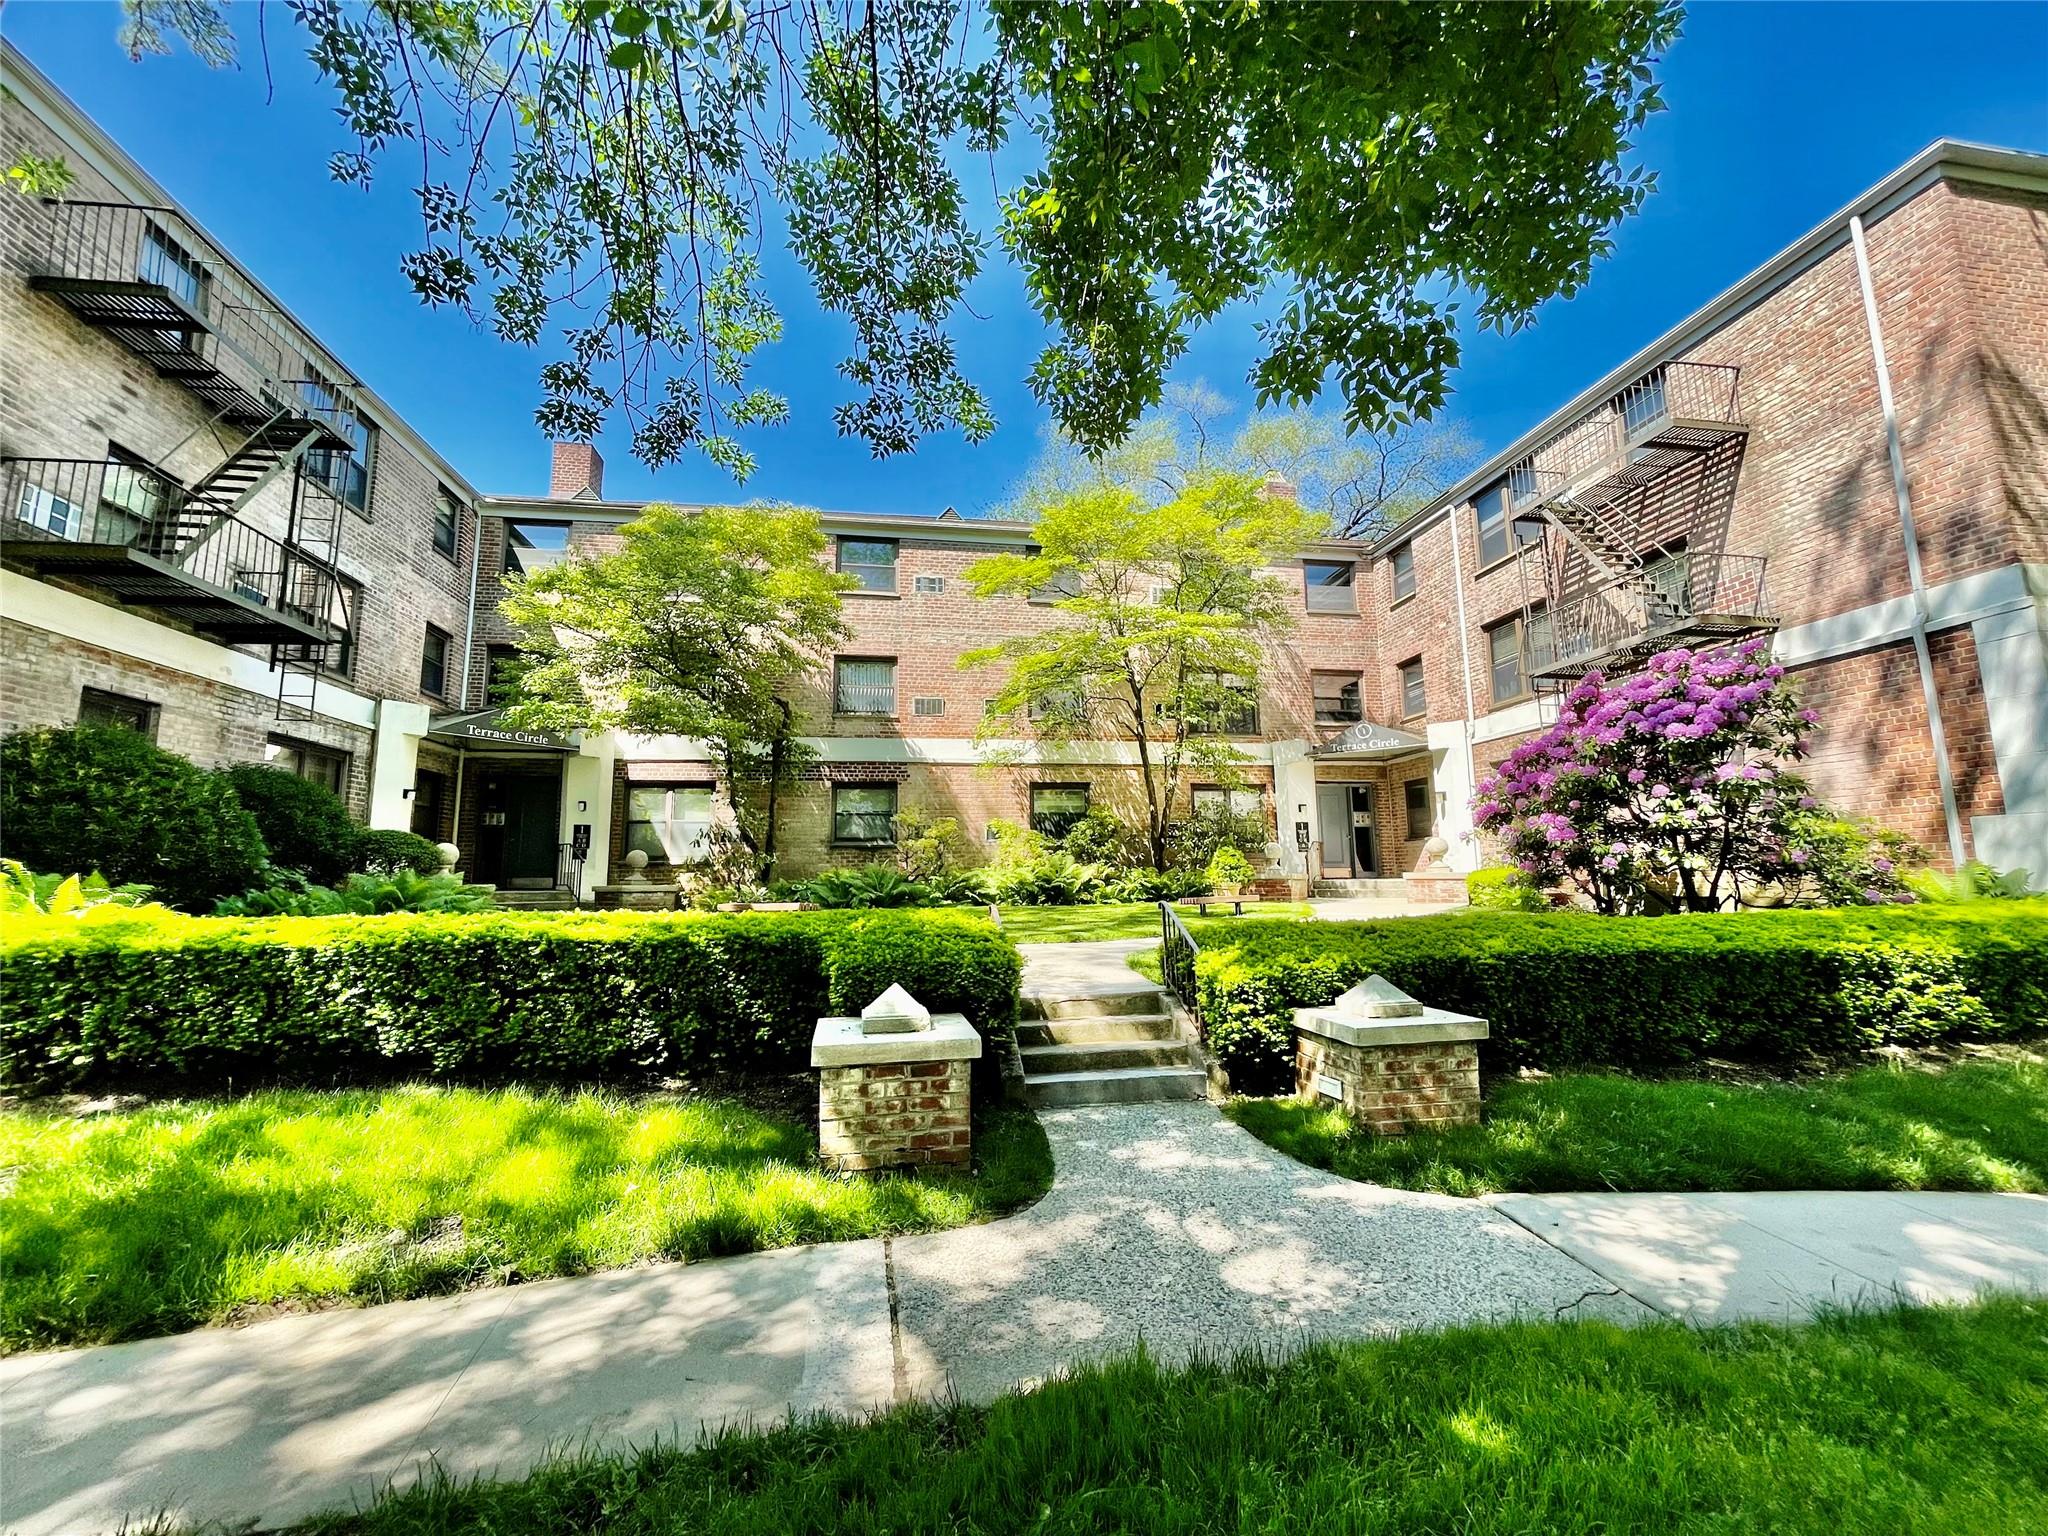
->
xmin=0 ymin=1087 xmax=1051 ymax=1352
xmin=287 ymin=1298 xmax=2048 ymax=1535
xmin=1228 ymin=1052 xmax=2048 ymax=1197
xmin=997 ymin=901 xmax=1310 ymax=944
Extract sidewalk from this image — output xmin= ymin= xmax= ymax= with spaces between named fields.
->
xmin=5 ymin=1100 xmax=2045 ymax=1536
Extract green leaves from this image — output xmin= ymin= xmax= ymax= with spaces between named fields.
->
xmin=138 ymin=0 xmax=1677 ymax=470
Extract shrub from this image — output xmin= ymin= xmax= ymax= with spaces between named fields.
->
xmin=1773 ymin=810 xmax=1920 ymax=907
xmin=801 ymin=866 xmax=936 ymax=908
xmin=355 ymin=829 xmax=446 ymax=875
xmin=1189 ymin=905 xmax=2048 ymax=1094
xmin=1466 ymin=866 xmax=1546 ymax=912
xmin=1204 ymin=845 xmax=1256 ymax=890
xmin=986 ymin=852 xmax=1109 ymax=905
xmin=1104 ymin=866 xmax=1210 ymax=903
xmin=890 ymin=808 xmax=964 ymax=884
xmin=1055 ymin=808 xmax=1144 ymax=869
xmin=0 ymin=908 xmax=1020 ymax=1095
xmin=1164 ymin=803 xmax=1267 ymax=873
xmin=1904 ymin=861 xmax=2040 ymax=903
xmin=0 ymin=727 xmax=267 ymax=911
xmin=1 ymin=860 xmax=169 ymax=925
xmin=217 ymin=764 xmax=361 ymax=885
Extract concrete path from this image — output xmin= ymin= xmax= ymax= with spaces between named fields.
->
xmin=6 ymin=1103 xmax=2046 ymax=1535
xmin=1015 ymin=936 xmax=1155 ymax=999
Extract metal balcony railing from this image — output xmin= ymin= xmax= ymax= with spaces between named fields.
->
xmin=1 ymin=456 xmax=352 ymax=646
xmin=1505 ymin=361 xmax=1746 ymax=513
xmin=1539 ymin=551 xmax=1775 ymax=679
xmin=30 ymin=199 xmax=368 ymax=443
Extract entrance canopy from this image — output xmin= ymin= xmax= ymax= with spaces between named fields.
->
xmin=1310 ymin=721 xmax=1430 ymax=762
xmin=426 ymin=708 xmax=579 ymax=754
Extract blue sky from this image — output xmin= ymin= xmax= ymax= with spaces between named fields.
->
xmin=7 ymin=1 xmax=2046 ymax=513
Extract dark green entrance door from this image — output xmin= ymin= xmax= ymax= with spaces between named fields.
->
xmin=476 ymin=767 xmax=561 ymax=887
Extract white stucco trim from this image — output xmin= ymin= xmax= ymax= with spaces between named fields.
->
xmin=604 ymin=732 xmax=1291 ymax=770
xmin=1770 ymin=562 xmax=2040 ymax=667
xmin=3 ymin=571 xmax=381 ymax=729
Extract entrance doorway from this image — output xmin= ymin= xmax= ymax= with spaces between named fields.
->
xmin=474 ymin=764 xmax=562 ymax=888
xmin=1315 ymin=783 xmax=1380 ymax=878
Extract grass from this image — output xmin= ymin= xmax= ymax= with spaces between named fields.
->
xmin=996 ymin=901 xmax=1310 ymax=944
xmin=0 ymin=1086 xmax=1051 ymax=1353
xmin=1227 ymin=1051 xmax=2048 ymax=1196
xmin=284 ymin=1297 xmax=2048 ymax=1535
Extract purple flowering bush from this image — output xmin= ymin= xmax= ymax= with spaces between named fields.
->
xmin=1473 ymin=640 xmax=1913 ymax=915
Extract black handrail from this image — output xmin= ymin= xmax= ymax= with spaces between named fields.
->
xmin=1 ymin=456 xmax=350 ymax=643
xmin=1158 ymin=901 xmax=1204 ymax=1040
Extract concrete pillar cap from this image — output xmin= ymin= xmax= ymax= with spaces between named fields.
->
xmin=1335 ymin=975 xmax=1423 ymax=1020
xmin=860 ymin=984 xmax=931 ymax=1034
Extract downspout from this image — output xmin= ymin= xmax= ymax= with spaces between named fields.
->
xmin=459 ymin=504 xmax=484 ymax=711
xmin=1445 ymin=504 xmax=1481 ymax=839
xmin=1848 ymin=214 xmax=1969 ymax=868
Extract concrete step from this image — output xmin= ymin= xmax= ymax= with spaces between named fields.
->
xmin=1024 ymin=1065 xmax=1208 ymax=1108
xmin=1021 ymin=1038 xmax=1192 ymax=1075
xmin=1311 ymin=878 xmax=1410 ymax=898
xmin=1021 ymin=988 xmax=1171 ymax=1021
xmin=1016 ymin=1013 xmax=1178 ymax=1048
xmin=492 ymin=891 xmax=579 ymax=910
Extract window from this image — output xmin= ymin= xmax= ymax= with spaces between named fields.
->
xmin=1398 ymin=657 xmax=1426 ymax=720
xmin=1486 ymin=612 xmax=1551 ymax=706
xmin=913 ymin=574 xmax=945 ymax=595
xmin=486 ymin=643 xmax=524 ymax=703
xmin=1404 ymin=778 xmax=1432 ymax=841
xmin=1312 ymin=671 xmax=1363 ymax=725
xmin=832 ymin=783 xmax=897 ymax=845
xmin=1389 ymin=543 xmax=1417 ymax=603
xmin=1643 ymin=546 xmax=1691 ymax=618
xmin=77 ymin=687 xmax=158 ymax=739
xmin=266 ymin=735 xmax=349 ymax=796
xmin=1030 ymin=783 xmax=1090 ymax=839
xmin=1027 ymin=549 xmax=1083 ymax=604
xmin=432 ymin=488 xmax=462 ymax=560
xmin=838 ymin=537 xmax=899 ymax=594
xmin=298 ymin=366 xmax=375 ymax=516
xmin=1191 ymin=672 xmax=1259 ymax=735
xmin=834 ymin=657 xmax=896 ymax=715
xmin=16 ymin=479 xmax=82 ymax=539
xmin=504 ymin=520 xmax=571 ymax=577
xmin=320 ymin=576 xmax=360 ymax=679
xmin=1618 ymin=367 xmax=1669 ymax=437
xmin=420 ymin=625 xmax=451 ymax=698
xmin=411 ymin=768 xmax=448 ymax=841
xmin=102 ymin=444 xmax=171 ymax=538
xmin=1475 ymin=482 xmax=1543 ymax=567
xmin=138 ymin=222 xmax=206 ymax=312
xmin=1030 ymin=686 xmax=1088 ymax=727
xmin=626 ymin=783 xmax=715 ymax=863
xmin=231 ymin=565 xmax=270 ymax=604
xmin=1193 ymin=784 xmax=1265 ymax=820
xmin=1304 ymin=559 xmax=1356 ymax=614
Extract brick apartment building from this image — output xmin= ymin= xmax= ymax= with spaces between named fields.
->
xmin=4 ymin=40 xmax=2045 ymax=900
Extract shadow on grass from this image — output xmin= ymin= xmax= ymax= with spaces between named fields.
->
xmin=1228 ymin=1055 xmax=2048 ymax=1197
xmin=0 ymin=1087 xmax=1052 ymax=1352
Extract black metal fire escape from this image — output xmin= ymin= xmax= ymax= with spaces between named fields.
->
xmin=4 ymin=199 xmax=359 ymax=718
xmin=1508 ymin=361 xmax=1778 ymax=684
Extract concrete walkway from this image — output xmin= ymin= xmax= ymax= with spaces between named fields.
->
xmin=5 ymin=1104 xmax=2045 ymax=1535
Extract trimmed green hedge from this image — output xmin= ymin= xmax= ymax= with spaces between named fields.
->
xmin=1193 ymin=905 xmax=2048 ymax=1094
xmin=0 ymin=909 xmax=1019 ymax=1094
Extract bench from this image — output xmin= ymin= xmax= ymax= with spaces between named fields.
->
xmin=1180 ymin=897 xmax=1248 ymax=918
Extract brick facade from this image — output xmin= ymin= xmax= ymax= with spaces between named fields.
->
xmin=1295 ymin=1034 xmax=1482 ymax=1137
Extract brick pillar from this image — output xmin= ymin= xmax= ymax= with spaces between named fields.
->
xmin=811 ymin=1009 xmax=982 ymax=1172
xmin=817 ymin=1059 xmax=973 ymax=1171
xmin=1293 ymin=990 xmax=1488 ymax=1136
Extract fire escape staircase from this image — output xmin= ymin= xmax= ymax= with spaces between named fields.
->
xmin=1508 ymin=362 xmax=1778 ymax=684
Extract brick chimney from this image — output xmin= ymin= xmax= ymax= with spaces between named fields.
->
xmin=550 ymin=442 xmax=605 ymax=501
xmin=1260 ymin=473 xmax=1298 ymax=502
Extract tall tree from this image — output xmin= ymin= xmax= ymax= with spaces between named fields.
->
xmin=1000 ymin=383 xmax=1478 ymax=539
xmin=117 ymin=0 xmax=1678 ymax=472
xmin=495 ymin=503 xmax=850 ymax=877
xmin=962 ymin=474 xmax=1325 ymax=870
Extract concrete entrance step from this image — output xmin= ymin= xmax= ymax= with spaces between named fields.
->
xmin=1021 ymin=987 xmax=1171 ymax=1021
xmin=1024 ymin=1065 xmax=1208 ymax=1108
xmin=1312 ymin=878 xmax=1409 ymax=898
xmin=491 ymin=890 xmax=579 ymax=910
xmin=1016 ymin=1013 xmax=1178 ymax=1048
xmin=1021 ymin=1038 xmax=1193 ymax=1075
